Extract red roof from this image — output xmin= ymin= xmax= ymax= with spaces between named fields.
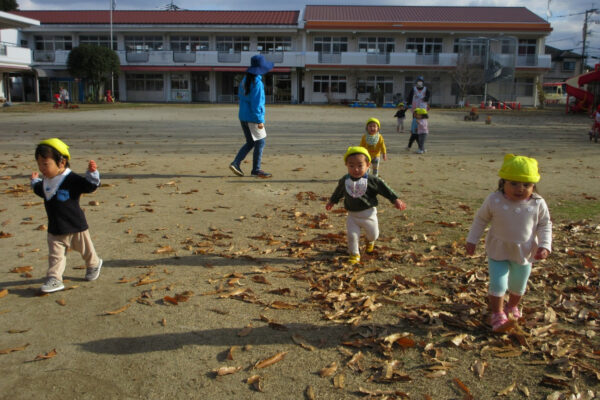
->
xmin=304 ymin=5 xmax=548 ymax=24
xmin=11 ymin=10 xmax=299 ymax=25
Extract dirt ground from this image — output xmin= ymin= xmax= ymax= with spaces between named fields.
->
xmin=0 ymin=103 xmax=599 ymax=400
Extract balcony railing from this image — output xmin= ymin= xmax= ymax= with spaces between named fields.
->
xmin=261 ymin=51 xmax=284 ymax=63
xmin=33 ymin=50 xmax=55 ymax=62
xmin=366 ymin=53 xmax=390 ymax=64
xmin=173 ymin=52 xmax=196 ymax=63
xmin=217 ymin=52 xmax=241 ymax=63
xmin=126 ymin=51 xmax=150 ymax=63
xmin=0 ymin=44 xmax=6 ymax=56
xmin=318 ymin=53 xmax=342 ymax=64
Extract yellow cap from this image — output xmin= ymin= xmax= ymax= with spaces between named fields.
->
xmin=365 ymin=117 xmax=380 ymax=130
xmin=415 ymin=108 xmax=428 ymax=115
xmin=39 ymin=138 xmax=70 ymax=160
xmin=344 ymin=146 xmax=371 ymax=163
xmin=498 ymin=154 xmax=540 ymax=183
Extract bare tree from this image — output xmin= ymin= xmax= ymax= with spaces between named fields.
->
xmin=451 ymin=54 xmax=485 ymax=105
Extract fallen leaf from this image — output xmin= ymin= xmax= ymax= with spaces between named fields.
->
xmin=246 ymin=375 xmax=264 ymax=392
xmin=305 ymin=385 xmax=316 ymax=400
xmin=160 ymin=318 xmax=166 ymax=326
xmin=227 ymin=346 xmax=237 ymax=360
xmin=425 ymin=370 xmax=446 ymax=378
xmin=319 ymin=361 xmax=337 ymax=377
xmin=453 ymin=378 xmax=473 ymax=399
xmin=153 ymin=245 xmax=175 ymax=254
xmin=103 ymin=303 xmax=131 ymax=315
xmin=33 ymin=349 xmax=57 ymax=361
xmin=237 ymin=325 xmax=253 ymax=337
xmin=0 ymin=343 xmax=29 ymax=354
xmin=9 ymin=266 xmax=33 ymax=273
xmin=254 ymin=352 xmax=287 ymax=369
xmin=56 ymin=299 xmax=66 ymax=306
xmin=0 ymin=289 xmax=7 ymax=298
xmin=0 ymin=231 xmax=13 ymax=239
xmin=471 ymin=359 xmax=487 ymax=378
xmin=497 ymin=381 xmax=516 ymax=396
xmin=292 ymin=334 xmax=316 ymax=351
xmin=214 ymin=366 xmax=242 ymax=376
xmin=333 ymin=373 xmax=345 ymax=389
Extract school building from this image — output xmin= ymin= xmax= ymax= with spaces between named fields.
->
xmin=3 ymin=5 xmax=552 ymax=106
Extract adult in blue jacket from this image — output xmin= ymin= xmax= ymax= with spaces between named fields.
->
xmin=229 ymin=54 xmax=274 ymax=178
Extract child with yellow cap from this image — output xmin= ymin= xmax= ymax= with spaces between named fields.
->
xmin=465 ymin=154 xmax=552 ymax=332
xmin=414 ymin=108 xmax=429 ymax=154
xmin=31 ymin=138 xmax=103 ymax=293
xmin=360 ymin=117 xmax=387 ymax=177
xmin=326 ymin=146 xmax=406 ymax=264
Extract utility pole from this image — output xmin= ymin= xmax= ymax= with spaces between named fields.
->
xmin=581 ymin=8 xmax=599 ymax=74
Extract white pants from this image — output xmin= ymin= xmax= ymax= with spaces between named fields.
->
xmin=347 ymin=207 xmax=379 ymax=255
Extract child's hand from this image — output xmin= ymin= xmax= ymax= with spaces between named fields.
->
xmin=31 ymin=172 xmax=39 ymax=180
xmin=383 ymin=153 xmax=388 ymax=161
xmin=465 ymin=242 xmax=476 ymax=255
xmin=394 ymin=199 xmax=406 ymax=210
xmin=325 ymin=202 xmax=334 ymax=211
xmin=88 ymin=160 xmax=97 ymax=172
xmin=534 ymin=247 xmax=550 ymax=260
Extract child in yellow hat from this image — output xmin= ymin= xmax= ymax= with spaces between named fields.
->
xmin=360 ymin=117 xmax=387 ymax=177
xmin=326 ymin=146 xmax=406 ymax=264
xmin=393 ymin=103 xmax=406 ymax=133
xmin=465 ymin=154 xmax=552 ymax=332
xmin=414 ymin=108 xmax=429 ymax=154
xmin=31 ymin=138 xmax=103 ymax=293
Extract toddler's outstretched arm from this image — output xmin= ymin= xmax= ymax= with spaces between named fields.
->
xmin=534 ymin=247 xmax=550 ymax=260
xmin=325 ymin=202 xmax=334 ymax=211
xmin=465 ymin=242 xmax=476 ymax=255
xmin=31 ymin=171 xmax=39 ymax=180
xmin=393 ymin=199 xmax=406 ymax=210
xmin=88 ymin=160 xmax=97 ymax=172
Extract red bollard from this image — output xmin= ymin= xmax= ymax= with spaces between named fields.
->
xmin=480 ymin=101 xmax=484 ymax=109
xmin=517 ymin=103 xmax=521 ymax=111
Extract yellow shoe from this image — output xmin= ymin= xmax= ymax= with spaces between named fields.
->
xmin=366 ymin=241 xmax=375 ymax=253
xmin=348 ymin=254 xmax=360 ymax=265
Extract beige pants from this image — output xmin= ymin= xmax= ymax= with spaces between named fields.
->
xmin=47 ymin=230 xmax=99 ymax=280
xmin=347 ymin=207 xmax=379 ymax=255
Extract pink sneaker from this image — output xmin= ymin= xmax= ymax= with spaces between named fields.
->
xmin=490 ymin=312 xmax=516 ymax=333
xmin=504 ymin=305 xmax=521 ymax=319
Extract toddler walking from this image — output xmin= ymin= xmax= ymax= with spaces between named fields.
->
xmin=414 ymin=108 xmax=429 ymax=154
xmin=394 ymin=103 xmax=406 ymax=133
xmin=326 ymin=146 xmax=406 ymax=265
xmin=465 ymin=154 xmax=552 ymax=332
xmin=31 ymin=138 xmax=103 ymax=293
xmin=360 ymin=118 xmax=387 ymax=177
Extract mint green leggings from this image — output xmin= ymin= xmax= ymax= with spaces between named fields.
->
xmin=488 ymin=258 xmax=532 ymax=297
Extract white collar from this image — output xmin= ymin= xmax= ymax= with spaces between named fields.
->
xmin=42 ymin=168 xmax=71 ymax=200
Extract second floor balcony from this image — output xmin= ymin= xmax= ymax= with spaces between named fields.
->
xmin=1 ymin=42 xmax=33 ymax=67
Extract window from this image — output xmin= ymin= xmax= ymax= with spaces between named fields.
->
xmin=562 ymin=61 xmax=576 ymax=72
xmin=257 ymin=36 xmax=292 ymax=52
xmin=518 ymin=39 xmax=537 ymax=56
xmin=501 ymin=38 xmax=517 ymax=54
xmin=313 ymin=37 xmax=348 ymax=53
xmin=453 ymin=38 xmax=487 ymax=56
xmin=216 ymin=36 xmax=250 ymax=53
xmin=358 ymin=37 xmax=395 ymax=54
xmin=79 ymin=35 xmax=116 ymax=50
xmin=356 ymin=76 xmax=393 ymax=94
xmin=34 ymin=35 xmax=73 ymax=51
xmin=170 ymin=74 xmax=189 ymax=90
xmin=406 ymin=37 xmax=442 ymax=54
xmin=126 ymin=73 xmax=164 ymax=91
xmin=170 ymin=35 xmax=209 ymax=52
xmin=515 ymin=77 xmax=534 ymax=96
xmin=124 ymin=36 xmax=163 ymax=52
xmin=313 ymin=75 xmax=347 ymax=93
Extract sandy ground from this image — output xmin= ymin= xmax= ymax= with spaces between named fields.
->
xmin=0 ymin=104 xmax=598 ymax=399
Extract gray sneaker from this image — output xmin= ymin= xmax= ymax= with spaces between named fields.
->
xmin=41 ymin=277 xmax=65 ymax=293
xmin=85 ymin=259 xmax=102 ymax=281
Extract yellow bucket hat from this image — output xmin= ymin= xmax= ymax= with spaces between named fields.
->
xmin=415 ymin=108 xmax=428 ymax=115
xmin=39 ymin=138 xmax=70 ymax=160
xmin=498 ymin=154 xmax=540 ymax=183
xmin=344 ymin=146 xmax=371 ymax=163
xmin=365 ymin=117 xmax=380 ymax=130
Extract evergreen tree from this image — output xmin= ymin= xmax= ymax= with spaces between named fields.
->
xmin=0 ymin=0 xmax=19 ymax=11
xmin=67 ymin=45 xmax=120 ymax=103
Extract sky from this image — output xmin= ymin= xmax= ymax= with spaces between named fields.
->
xmin=17 ymin=0 xmax=600 ymax=64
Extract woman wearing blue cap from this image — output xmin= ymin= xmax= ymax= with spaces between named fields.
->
xmin=229 ymin=54 xmax=274 ymax=178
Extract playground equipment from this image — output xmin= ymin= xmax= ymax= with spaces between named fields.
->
xmin=464 ymin=107 xmax=479 ymax=121
xmin=565 ymin=63 xmax=600 ymax=113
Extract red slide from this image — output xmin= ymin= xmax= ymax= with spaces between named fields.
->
xmin=565 ymin=64 xmax=600 ymax=113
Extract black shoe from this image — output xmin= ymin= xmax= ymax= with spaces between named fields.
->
xmin=251 ymin=170 xmax=272 ymax=178
xmin=229 ymin=164 xmax=244 ymax=176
